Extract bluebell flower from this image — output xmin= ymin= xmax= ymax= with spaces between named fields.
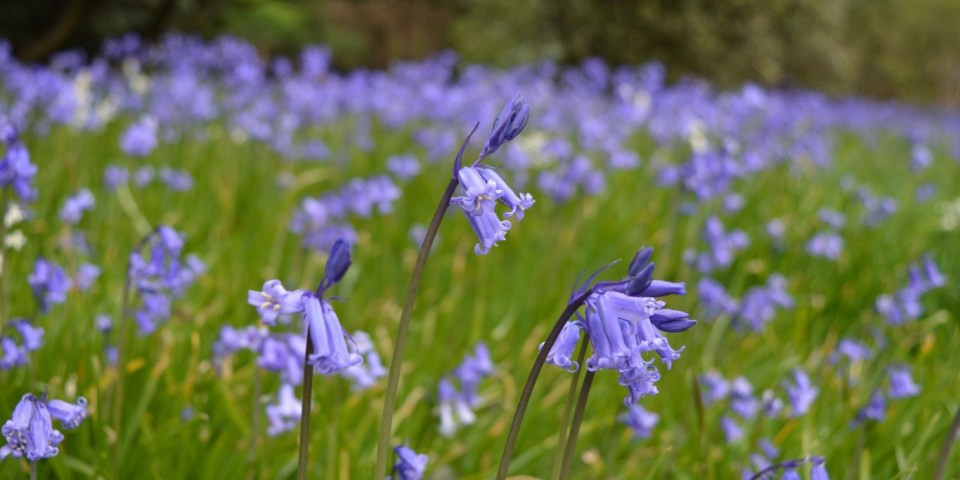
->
xmin=0 ymin=337 xmax=27 ymax=370
xmin=103 ymin=165 xmax=128 ymax=191
xmin=437 ymin=377 xmax=476 ymax=437
xmin=120 ymin=116 xmax=158 ymax=157
xmin=11 ymin=320 xmax=43 ymax=352
xmin=853 ymin=390 xmax=886 ymax=425
xmin=453 ymin=343 xmax=495 ymax=406
xmin=0 ymin=130 xmax=38 ymax=202
xmin=806 ymin=232 xmax=843 ymax=260
xmin=159 ymin=167 xmax=194 ymax=191
xmin=696 ymin=216 xmax=749 ymax=272
xmin=265 ymin=384 xmax=301 ymax=436
xmin=831 ymin=339 xmax=872 ymax=363
xmin=474 ymin=167 xmax=535 ymax=220
xmin=75 ymin=263 xmax=101 ymax=291
xmin=817 ymin=208 xmax=846 ymax=229
xmin=811 ymin=456 xmax=829 ymax=480
xmin=303 ymin=295 xmax=361 ymax=374
xmin=785 ymin=370 xmax=818 ymax=417
xmin=480 ymin=94 xmax=530 ymax=159
xmin=761 ymin=389 xmax=784 ymax=417
xmin=911 ymin=143 xmax=933 ymax=171
xmin=734 ymin=274 xmax=793 ymax=332
xmin=721 ymin=416 xmax=744 ymax=442
xmin=386 ymin=154 xmax=421 ymax=180
xmin=699 ymin=373 xmax=731 ymax=404
xmin=391 ymin=444 xmax=428 ymax=480
xmin=698 ymin=277 xmax=739 ymax=317
xmin=257 ymin=334 xmax=306 ymax=386
xmin=730 ymin=377 xmax=759 ymax=420
xmin=59 ymin=189 xmax=95 ymax=225
xmin=887 ymin=365 xmax=919 ymax=398
xmin=540 ymin=321 xmax=581 ymax=372
xmin=134 ymin=166 xmax=154 ymax=186
xmin=247 ymin=280 xmax=307 ymax=326
xmin=0 ymin=394 xmax=63 ymax=461
xmin=619 ymin=404 xmax=659 ymax=439
xmin=95 ymin=314 xmax=112 ymax=334
xmin=28 ymin=258 xmax=72 ymax=312
xmin=340 ymin=330 xmax=387 ymax=391
xmin=46 ymin=397 xmax=87 ymax=430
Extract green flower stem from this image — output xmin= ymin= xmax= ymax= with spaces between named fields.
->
xmin=297 ymin=328 xmax=316 ymax=480
xmin=0 ymin=186 xmax=8 ymax=327
xmin=559 ymin=369 xmax=595 ymax=480
xmin=934 ymin=405 xmax=960 ymax=480
xmin=552 ymin=338 xmax=590 ymax=479
xmin=373 ymin=176 xmax=459 ymax=479
xmin=496 ymin=290 xmax=591 ymax=480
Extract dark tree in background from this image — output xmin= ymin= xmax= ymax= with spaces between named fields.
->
xmin=1 ymin=0 xmax=958 ymax=105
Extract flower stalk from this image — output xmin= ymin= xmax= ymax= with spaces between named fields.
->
xmin=373 ymin=176 xmax=458 ymax=479
xmin=559 ymin=369 xmax=595 ymax=480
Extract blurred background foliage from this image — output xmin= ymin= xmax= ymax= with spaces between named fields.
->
xmin=1 ymin=0 xmax=958 ymax=105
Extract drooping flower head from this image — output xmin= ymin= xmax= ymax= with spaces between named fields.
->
xmin=619 ymin=404 xmax=659 ymax=439
xmin=0 ymin=393 xmax=86 ymax=461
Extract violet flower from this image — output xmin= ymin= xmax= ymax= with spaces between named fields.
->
xmin=391 ymin=444 xmax=428 ymax=480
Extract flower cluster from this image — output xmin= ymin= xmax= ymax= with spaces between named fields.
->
xmin=451 ymin=95 xmax=535 ymax=255
xmin=697 ymin=274 xmax=793 ymax=332
xmin=0 ymin=320 xmax=44 ymax=370
xmin=59 ymin=189 xmax=95 ymax=225
xmin=128 ymin=226 xmax=205 ymax=334
xmin=688 ymin=216 xmax=749 ymax=273
xmin=28 ymin=258 xmax=72 ymax=312
xmin=0 ymin=393 xmax=87 ymax=461
xmin=0 ymin=123 xmax=38 ymax=202
xmin=875 ymin=255 xmax=945 ymax=325
xmin=290 ymin=175 xmax=400 ymax=252
xmin=544 ymin=247 xmax=693 ymax=406
xmin=436 ymin=343 xmax=494 ymax=437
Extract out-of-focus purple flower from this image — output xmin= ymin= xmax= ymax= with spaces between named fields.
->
xmin=699 ymin=372 xmax=731 ymax=404
xmin=0 ymin=129 xmax=38 ymax=202
xmin=11 ymin=320 xmax=43 ymax=351
xmin=806 ymin=232 xmax=843 ymax=260
xmin=265 ymin=384 xmax=300 ymax=436
xmin=724 ymin=193 xmax=744 ymax=213
xmin=0 ymin=337 xmax=27 ymax=369
xmin=437 ymin=377 xmax=476 ymax=437
xmin=159 ymin=167 xmax=193 ymax=191
xmin=831 ymin=339 xmax=872 ymax=363
xmin=387 ymin=154 xmax=421 ymax=180
xmin=391 ymin=444 xmax=428 ymax=480
xmin=916 ymin=183 xmax=937 ymax=202
xmin=853 ymin=390 xmax=886 ymax=425
xmin=876 ymin=255 xmax=944 ymax=325
xmin=761 ymin=389 xmax=784 ymax=417
xmin=730 ymin=377 xmax=758 ymax=420
xmin=247 ymin=280 xmax=307 ymax=326
xmin=436 ymin=343 xmax=495 ymax=436
xmin=785 ymin=370 xmax=818 ymax=417
xmin=619 ymin=404 xmax=659 ymax=439
xmin=698 ymin=277 xmax=739 ymax=317
xmin=103 ymin=165 xmax=128 ymax=191
xmin=817 ymin=208 xmax=846 ymax=229
xmin=541 ymin=321 xmax=581 ymax=372
xmin=29 ymin=258 xmax=72 ymax=312
xmin=734 ymin=274 xmax=793 ymax=331
xmin=59 ymin=189 xmax=95 ymax=225
xmin=128 ymin=226 xmax=200 ymax=334
xmin=120 ymin=116 xmax=158 ymax=157
xmin=887 ymin=365 xmax=920 ymax=398
xmin=75 ymin=263 xmax=101 ymax=291
xmin=766 ymin=219 xmax=786 ymax=242
xmin=95 ymin=314 xmax=112 ymax=334
xmin=134 ymin=166 xmax=154 ymax=186
xmin=340 ymin=330 xmax=387 ymax=391
xmin=721 ymin=416 xmax=743 ymax=442
xmin=696 ymin=216 xmax=749 ymax=272
xmin=911 ymin=143 xmax=933 ymax=171
xmin=811 ymin=456 xmax=829 ymax=480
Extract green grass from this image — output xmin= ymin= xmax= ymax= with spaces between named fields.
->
xmin=0 ymin=120 xmax=957 ymax=479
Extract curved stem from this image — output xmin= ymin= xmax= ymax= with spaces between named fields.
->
xmin=559 ymin=369 xmax=595 ymax=480
xmin=934 ymin=405 xmax=960 ymax=480
xmin=373 ymin=177 xmax=458 ymax=479
xmin=496 ymin=291 xmax=590 ymax=480
xmin=552 ymin=338 xmax=589 ymax=479
xmin=297 ymin=329 xmax=316 ymax=480
xmin=30 ymin=461 xmax=37 ymax=480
